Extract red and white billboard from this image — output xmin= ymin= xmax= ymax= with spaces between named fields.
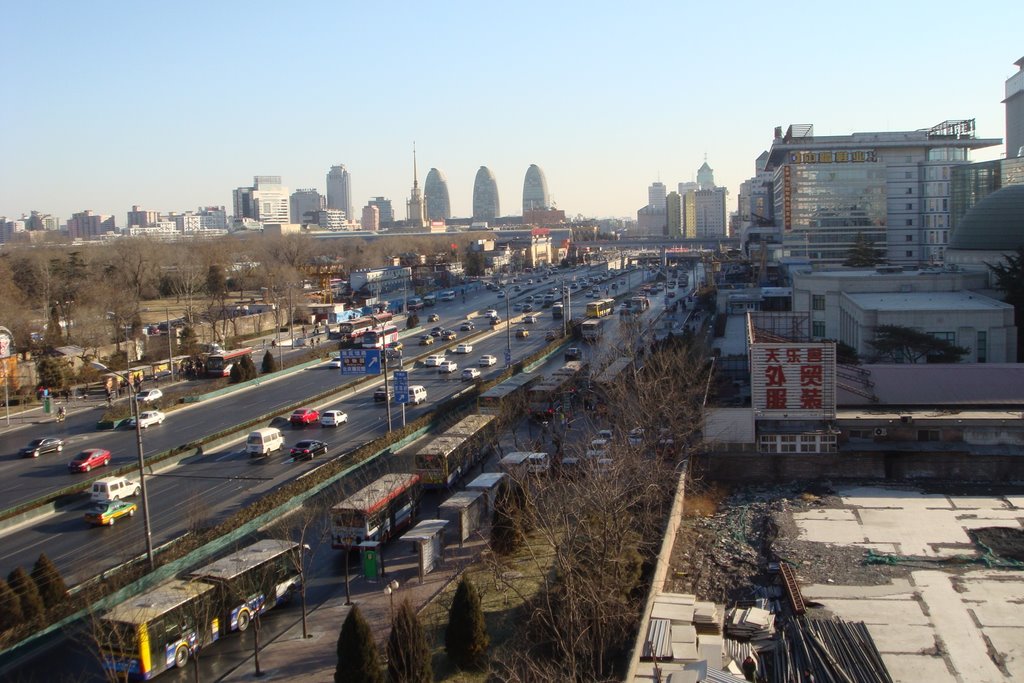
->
xmin=750 ymin=343 xmax=835 ymax=419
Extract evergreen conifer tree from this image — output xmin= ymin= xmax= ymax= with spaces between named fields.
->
xmin=262 ymin=349 xmax=278 ymax=374
xmin=445 ymin=577 xmax=489 ymax=670
xmin=30 ymin=553 xmax=67 ymax=609
xmin=7 ymin=567 xmax=45 ymax=625
xmin=240 ymin=354 xmax=258 ymax=380
xmin=490 ymin=485 xmax=524 ymax=555
xmin=386 ymin=598 xmax=432 ymax=683
xmin=0 ymin=579 xmax=24 ymax=631
xmin=229 ymin=361 xmax=243 ymax=384
xmin=335 ymin=605 xmax=383 ymax=683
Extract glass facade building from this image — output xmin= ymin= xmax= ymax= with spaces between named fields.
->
xmin=472 ymin=166 xmax=500 ymax=221
xmin=424 ymin=168 xmax=451 ymax=220
xmin=522 ymin=164 xmax=550 ymax=213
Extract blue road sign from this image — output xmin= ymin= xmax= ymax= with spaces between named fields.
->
xmin=340 ymin=349 xmax=366 ymax=376
xmin=393 ymin=370 xmax=409 ymax=404
xmin=365 ymin=349 xmax=382 ymax=375
xmin=504 ymin=349 xmax=513 ymax=367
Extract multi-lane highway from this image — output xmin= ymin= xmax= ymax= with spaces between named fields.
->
xmin=0 ymin=266 xmax=661 ymax=585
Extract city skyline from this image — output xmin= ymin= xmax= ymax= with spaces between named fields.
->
xmin=0 ymin=2 xmax=1018 ymax=223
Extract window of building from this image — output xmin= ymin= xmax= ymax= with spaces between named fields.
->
xmin=812 ymin=321 xmax=825 ymax=337
xmin=906 ymin=187 xmax=913 ymax=194
xmin=812 ymin=295 xmax=826 ymax=311
xmin=906 ymin=250 xmax=913 ymax=258
xmin=933 ymin=331 xmax=955 ymax=343
xmin=905 ymin=234 xmax=913 ymax=241
xmin=779 ymin=435 xmax=797 ymax=453
xmin=905 ymin=171 xmax=912 ymax=179
xmin=917 ymin=429 xmax=941 ymax=442
xmin=799 ymin=435 xmax=818 ymax=453
xmin=905 ymin=219 xmax=913 ymax=226
xmin=977 ymin=331 xmax=987 ymax=363
xmin=906 ymin=203 xmax=913 ymax=210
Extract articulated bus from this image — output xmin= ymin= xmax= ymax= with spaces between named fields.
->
xmin=336 ymin=313 xmax=394 ymax=348
xmin=526 ymin=362 xmax=585 ymax=421
xmin=585 ymin=298 xmax=615 ymax=319
xmin=99 ymin=540 xmax=300 ymax=680
xmin=331 ymin=473 xmax=421 ymax=548
xmin=361 ymin=324 xmax=399 ymax=349
xmin=414 ymin=414 xmax=496 ymax=488
xmin=204 ymin=348 xmax=253 ymax=377
xmin=477 ymin=373 xmax=540 ymax=416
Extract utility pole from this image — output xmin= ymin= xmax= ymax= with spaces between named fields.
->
xmin=165 ymin=308 xmax=174 ymax=382
xmin=383 ymin=350 xmax=392 ymax=432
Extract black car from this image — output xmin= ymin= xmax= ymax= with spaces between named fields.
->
xmin=19 ymin=437 xmax=65 ymax=458
xmin=374 ymin=386 xmax=393 ymax=402
xmin=290 ymin=439 xmax=328 ymax=461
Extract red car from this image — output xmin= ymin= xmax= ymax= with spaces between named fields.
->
xmin=289 ymin=408 xmax=320 ymax=426
xmin=68 ymin=448 xmax=112 ymax=473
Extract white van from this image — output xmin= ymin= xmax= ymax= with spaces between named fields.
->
xmin=408 ymin=385 xmax=427 ymax=405
xmin=247 ymin=427 xmax=284 ymax=457
xmin=91 ymin=476 xmax=141 ymax=502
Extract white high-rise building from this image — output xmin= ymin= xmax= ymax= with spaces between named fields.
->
xmin=648 ymin=182 xmax=667 ymax=211
xmin=233 ymin=176 xmax=289 ymax=224
xmin=326 ymin=165 xmax=352 ymax=220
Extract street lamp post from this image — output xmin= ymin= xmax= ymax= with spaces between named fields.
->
xmin=91 ymin=361 xmax=155 ymax=570
xmin=384 ymin=579 xmax=400 ymax=620
xmin=342 ymin=538 xmax=354 ymax=606
xmin=504 ymin=289 xmax=512 ymax=368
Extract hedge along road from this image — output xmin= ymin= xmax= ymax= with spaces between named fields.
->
xmin=0 ymin=294 xmax=571 ymax=586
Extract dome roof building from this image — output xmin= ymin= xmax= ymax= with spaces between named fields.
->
xmin=472 ymin=166 xmax=500 ymax=222
xmin=522 ymin=164 xmax=550 ymax=213
xmin=946 ymin=184 xmax=1024 ymax=267
xmin=424 ymin=168 xmax=451 ymax=221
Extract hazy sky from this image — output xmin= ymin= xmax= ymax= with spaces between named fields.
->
xmin=1 ymin=1 xmax=1019 ymax=223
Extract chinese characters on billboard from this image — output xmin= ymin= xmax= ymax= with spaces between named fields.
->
xmin=751 ymin=343 xmax=836 ymax=419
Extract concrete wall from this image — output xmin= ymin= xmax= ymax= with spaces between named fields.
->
xmin=695 ymin=451 xmax=1024 ymax=483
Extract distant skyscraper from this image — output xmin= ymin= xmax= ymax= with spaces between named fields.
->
xmin=233 ymin=176 xmax=289 ymax=224
xmin=424 ymin=168 xmax=451 ymax=220
xmin=697 ymin=159 xmax=716 ymax=189
xmin=406 ymin=145 xmax=427 ymax=228
xmin=522 ymin=164 xmax=550 ymax=213
xmin=126 ymin=205 xmax=160 ymax=228
xmin=362 ymin=204 xmax=380 ymax=231
xmin=290 ymin=189 xmax=326 ymax=224
xmin=67 ymin=210 xmax=116 ymax=240
xmin=368 ymin=197 xmax=394 ymax=224
xmin=647 ymin=182 xmax=667 ymax=211
xmin=666 ymin=191 xmax=682 ymax=237
xmin=1006 ymin=57 xmax=1024 ymax=159
xmin=472 ymin=167 xmax=500 ymax=222
xmin=326 ymin=165 xmax=352 ymax=219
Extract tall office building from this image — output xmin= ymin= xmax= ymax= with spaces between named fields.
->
xmin=765 ymin=122 xmax=999 ymax=264
xmin=472 ymin=166 xmax=500 ymax=222
xmin=290 ymin=189 xmax=326 ymax=224
xmin=406 ymin=145 xmax=427 ymax=228
xmin=648 ymin=182 xmax=667 ymax=211
xmin=233 ymin=176 xmax=289 ymax=224
xmin=368 ymin=197 xmax=394 ymax=224
xmin=522 ymin=164 xmax=550 ymax=213
xmin=666 ymin=191 xmax=682 ymax=237
xmin=1006 ymin=57 xmax=1024 ymax=159
xmin=326 ymin=165 xmax=353 ymax=219
xmin=424 ymin=168 xmax=451 ymax=221
xmin=696 ymin=160 xmax=715 ymax=189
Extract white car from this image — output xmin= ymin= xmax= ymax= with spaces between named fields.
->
xmin=328 ymin=355 xmax=342 ymax=368
xmin=478 ymin=355 xmax=497 ymax=367
xmin=424 ymin=354 xmax=446 ymax=367
xmin=454 ymin=343 xmax=473 ymax=354
xmin=135 ymin=410 xmax=165 ymax=429
xmin=484 ymin=309 xmax=498 ymax=318
xmin=135 ymin=388 xmax=163 ymax=403
xmin=462 ymin=368 xmax=481 ymax=381
xmin=438 ymin=360 xmax=458 ymax=374
xmin=320 ymin=410 xmax=348 ymax=427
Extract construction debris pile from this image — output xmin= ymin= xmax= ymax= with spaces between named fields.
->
xmin=766 ymin=617 xmax=893 ymax=683
xmin=724 ymin=603 xmax=775 ymax=644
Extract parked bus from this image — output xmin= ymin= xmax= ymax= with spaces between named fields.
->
xmin=477 ymin=373 xmax=540 ymax=416
xmin=98 ymin=539 xmax=300 ymax=680
xmin=526 ymin=362 xmax=585 ymax=421
xmin=330 ymin=473 xmax=421 ymax=548
xmin=551 ymin=302 xmax=564 ymax=319
xmin=585 ymin=298 xmax=615 ymax=319
xmin=204 ymin=348 xmax=253 ymax=377
xmin=187 ymin=539 xmax=301 ymax=634
xmin=336 ymin=313 xmax=394 ymax=348
xmin=415 ymin=414 xmax=496 ymax=488
xmin=362 ymin=324 xmax=399 ymax=349
xmin=581 ymin=319 xmax=604 ymax=342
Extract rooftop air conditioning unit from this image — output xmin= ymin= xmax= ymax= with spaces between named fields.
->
xmin=873 ymin=427 xmax=887 ymax=437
